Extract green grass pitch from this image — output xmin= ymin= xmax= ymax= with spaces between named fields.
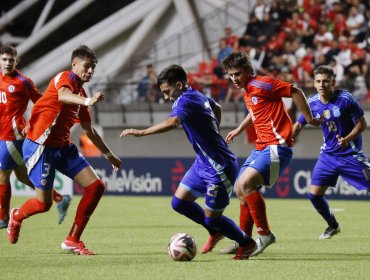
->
xmin=1 ymin=196 xmax=369 ymax=280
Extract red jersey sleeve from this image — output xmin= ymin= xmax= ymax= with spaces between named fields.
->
xmin=272 ymin=78 xmax=292 ymax=98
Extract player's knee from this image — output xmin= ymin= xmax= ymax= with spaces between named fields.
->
xmin=171 ymin=196 xmax=183 ymax=212
xmin=86 ymin=179 xmax=106 ymax=195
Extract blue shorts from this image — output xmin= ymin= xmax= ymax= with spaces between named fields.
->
xmin=0 ymin=140 xmax=24 ymax=170
xmin=312 ymin=152 xmax=370 ymax=191
xmin=239 ymin=145 xmax=293 ymax=187
xmin=180 ymin=157 xmax=238 ymax=212
xmin=22 ymin=138 xmax=90 ymax=190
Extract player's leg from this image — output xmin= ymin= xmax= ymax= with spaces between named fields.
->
xmin=7 ymin=139 xmax=56 ymax=244
xmin=201 ymin=190 xmax=256 ymax=258
xmin=14 ymin=164 xmax=72 ymax=224
xmin=239 ymin=145 xmax=292 ymax=256
xmin=58 ymin=144 xmax=105 ymax=255
xmin=7 ymin=188 xmax=53 ymax=244
xmin=0 ymin=140 xmax=24 ymax=228
xmin=0 ymin=169 xmax=12 ymax=228
xmin=221 ymin=152 xmax=257 ymax=254
xmin=309 ymin=185 xmax=340 ymax=239
xmin=171 ymin=165 xmax=219 ymax=238
xmin=200 ymin=160 xmax=256 ymax=259
xmin=310 ymin=153 xmax=341 ymax=239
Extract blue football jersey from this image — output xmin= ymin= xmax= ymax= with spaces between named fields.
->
xmin=298 ymin=90 xmax=364 ymax=155
xmin=169 ymin=87 xmax=236 ymax=167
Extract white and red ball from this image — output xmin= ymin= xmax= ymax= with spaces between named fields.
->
xmin=168 ymin=233 xmax=197 ymax=261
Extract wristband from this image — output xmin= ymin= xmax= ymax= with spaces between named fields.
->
xmin=104 ymin=151 xmax=113 ymax=158
xmin=84 ymin=98 xmax=91 ymax=106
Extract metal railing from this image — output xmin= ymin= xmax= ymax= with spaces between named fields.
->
xmin=89 ymin=0 xmax=253 ymax=106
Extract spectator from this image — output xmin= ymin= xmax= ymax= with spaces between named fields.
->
xmin=346 ymin=6 xmax=367 ymax=42
xmin=224 ymin=26 xmax=239 ymax=51
xmin=137 ymin=64 xmax=161 ymax=103
xmin=252 ymin=0 xmax=270 ymax=22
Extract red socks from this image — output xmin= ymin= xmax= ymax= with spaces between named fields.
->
xmin=67 ymin=180 xmax=105 ymax=242
xmin=52 ymin=190 xmax=63 ymax=203
xmin=0 ymin=184 xmax=11 ymax=222
xmin=239 ymin=202 xmax=254 ymax=237
xmin=14 ymin=198 xmax=52 ymax=222
xmin=245 ymin=191 xmax=270 ymax=235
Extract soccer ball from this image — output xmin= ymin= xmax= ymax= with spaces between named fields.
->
xmin=168 ymin=233 xmax=197 ymax=261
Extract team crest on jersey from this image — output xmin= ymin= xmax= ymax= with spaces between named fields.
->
xmin=40 ymin=179 xmax=47 ymax=186
xmin=8 ymin=85 xmax=15 ymax=93
xmin=251 ymin=96 xmax=258 ymax=105
xmin=323 ymin=110 xmax=331 ymax=119
xmin=333 ymin=106 xmax=341 ymax=117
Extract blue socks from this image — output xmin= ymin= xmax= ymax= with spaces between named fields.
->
xmin=171 ymin=196 xmax=252 ymax=245
xmin=205 ymin=216 xmax=252 ymax=246
xmin=171 ymin=196 xmax=217 ymax=235
xmin=308 ymin=193 xmax=338 ymax=228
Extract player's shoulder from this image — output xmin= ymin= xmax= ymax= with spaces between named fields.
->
xmin=307 ymin=93 xmax=320 ymax=104
xmin=13 ymin=70 xmax=36 ymax=89
xmin=249 ymin=75 xmax=274 ymax=90
xmin=335 ymin=89 xmax=357 ymax=103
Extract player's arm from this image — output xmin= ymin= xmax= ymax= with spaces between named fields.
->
xmin=120 ymin=116 xmax=181 ymax=137
xmin=225 ymin=113 xmax=252 ymax=144
xmin=58 ymin=87 xmax=104 ymax=106
xmin=291 ymin=86 xmax=321 ymax=126
xmin=80 ymin=121 xmax=122 ymax=171
xmin=336 ymin=116 xmax=367 ymax=148
xmin=292 ymin=122 xmax=303 ymax=141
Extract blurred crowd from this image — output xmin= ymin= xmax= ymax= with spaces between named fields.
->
xmin=138 ymin=0 xmax=370 ymax=104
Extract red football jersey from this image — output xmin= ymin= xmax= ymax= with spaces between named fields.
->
xmin=27 ymin=71 xmax=91 ymax=148
xmin=0 ymin=70 xmax=42 ymax=140
xmin=244 ymin=75 xmax=294 ymax=150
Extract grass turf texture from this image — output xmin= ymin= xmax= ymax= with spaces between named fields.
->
xmin=1 ymin=196 xmax=369 ymax=280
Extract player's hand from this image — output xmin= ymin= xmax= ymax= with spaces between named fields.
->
xmin=89 ymin=92 xmax=105 ymax=106
xmin=308 ymin=115 xmax=323 ymax=127
xmin=120 ymin=129 xmax=144 ymax=137
xmin=336 ymin=135 xmax=348 ymax=148
xmin=225 ymin=128 xmax=240 ymax=144
xmin=106 ymin=154 xmax=122 ymax=172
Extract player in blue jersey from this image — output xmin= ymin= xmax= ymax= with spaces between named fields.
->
xmin=121 ymin=64 xmax=257 ymax=260
xmin=293 ymin=65 xmax=370 ymax=239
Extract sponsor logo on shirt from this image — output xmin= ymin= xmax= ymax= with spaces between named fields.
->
xmin=8 ymin=85 xmax=15 ymax=93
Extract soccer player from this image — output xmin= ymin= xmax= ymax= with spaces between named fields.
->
xmin=121 ymin=64 xmax=257 ymax=260
xmin=292 ymin=65 xmax=370 ymax=239
xmin=6 ymin=45 xmax=122 ymax=255
xmin=0 ymin=45 xmax=71 ymax=228
xmin=220 ymin=52 xmax=321 ymax=255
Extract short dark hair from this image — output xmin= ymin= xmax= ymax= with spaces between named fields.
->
xmin=221 ymin=52 xmax=254 ymax=75
xmin=71 ymin=45 xmax=98 ymax=64
xmin=0 ymin=45 xmax=17 ymax=56
xmin=157 ymin=64 xmax=187 ymax=87
xmin=313 ymin=65 xmax=336 ymax=79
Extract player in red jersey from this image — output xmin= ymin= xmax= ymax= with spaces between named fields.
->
xmin=0 ymin=45 xmax=72 ymax=228
xmin=6 ymin=45 xmax=122 ymax=255
xmin=217 ymin=52 xmax=321 ymax=256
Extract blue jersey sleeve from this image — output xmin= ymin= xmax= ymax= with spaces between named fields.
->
xmin=297 ymin=114 xmax=307 ymax=126
xmin=347 ymin=94 xmax=364 ymax=122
